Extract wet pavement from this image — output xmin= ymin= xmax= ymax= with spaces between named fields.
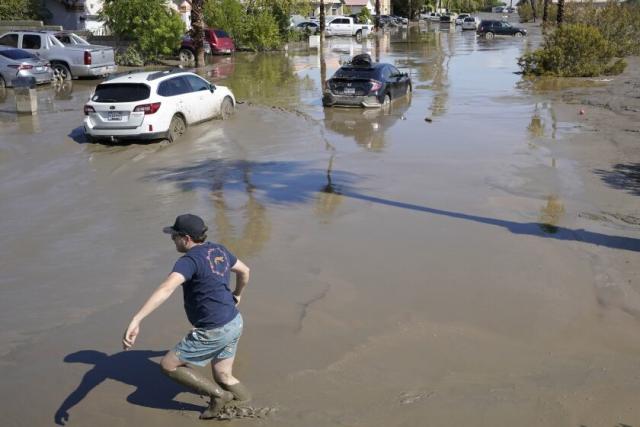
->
xmin=1 ymin=15 xmax=640 ymax=427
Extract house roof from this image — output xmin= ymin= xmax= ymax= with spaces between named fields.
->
xmin=343 ymin=0 xmax=369 ymax=5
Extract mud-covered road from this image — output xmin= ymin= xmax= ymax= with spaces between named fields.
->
xmin=1 ymin=16 xmax=639 ymax=427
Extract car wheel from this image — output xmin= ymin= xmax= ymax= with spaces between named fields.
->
xmin=514 ymin=31 xmax=523 ymax=37
xmin=179 ymin=49 xmax=195 ymax=63
xmin=355 ymin=30 xmax=362 ymax=41
xmin=484 ymin=31 xmax=494 ymax=39
xmin=220 ymin=96 xmax=234 ymax=120
xmin=52 ymin=62 xmax=71 ymax=80
xmin=168 ymin=114 xmax=186 ymax=142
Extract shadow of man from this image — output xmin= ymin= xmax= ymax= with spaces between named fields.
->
xmin=54 ymin=349 xmax=204 ymax=425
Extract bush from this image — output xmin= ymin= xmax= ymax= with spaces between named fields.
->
xmin=115 ymin=45 xmax=144 ymax=67
xmin=565 ymin=2 xmax=640 ymax=56
xmin=358 ymin=7 xmax=372 ymax=24
xmin=101 ymin=0 xmax=185 ymax=63
xmin=518 ymin=23 xmax=626 ymax=76
xmin=0 ymin=0 xmax=44 ymax=20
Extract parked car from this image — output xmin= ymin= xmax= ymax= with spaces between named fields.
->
xmin=0 ymin=46 xmax=53 ymax=87
xmin=179 ymin=28 xmax=235 ymax=62
xmin=83 ymin=69 xmax=236 ymax=143
xmin=420 ymin=12 xmax=441 ymax=21
xmin=295 ymin=21 xmax=319 ymax=34
xmin=461 ymin=16 xmax=480 ymax=30
xmin=323 ymin=54 xmax=412 ymax=108
xmin=0 ymin=30 xmax=116 ymax=80
xmin=477 ymin=20 xmax=527 ymax=38
xmin=0 ymin=47 xmax=54 ymax=87
xmin=439 ymin=13 xmax=457 ymax=24
xmin=325 ymin=16 xmax=373 ymax=38
xmin=455 ymin=13 xmax=471 ymax=25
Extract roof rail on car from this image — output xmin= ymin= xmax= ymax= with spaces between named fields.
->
xmin=146 ymin=67 xmax=190 ymax=81
xmin=103 ymin=69 xmax=145 ymax=81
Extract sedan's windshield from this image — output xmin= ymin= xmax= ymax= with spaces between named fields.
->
xmin=92 ymin=83 xmax=150 ymax=102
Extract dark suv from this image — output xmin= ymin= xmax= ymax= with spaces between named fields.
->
xmin=477 ymin=20 xmax=527 ymax=38
xmin=323 ymin=54 xmax=412 ymax=108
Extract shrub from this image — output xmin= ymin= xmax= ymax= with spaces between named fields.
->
xmin=518 ymin=23 xmax=626 ymax=76
xmin=101 ymin=0 xmax=185 ymax=63
xmin=565 ymin=2 xmax=640 ymax=56
xmin=358 ymin=7 xmax=372 ymax=24
xmin=0 ymin=0 xmax=44 ymax=20
xmin=242 ymin=10 xmax=282 ymax=51
xmin=115 ymin=45 xmax=144 ymax=67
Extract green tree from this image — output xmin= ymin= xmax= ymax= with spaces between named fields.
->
xmin=0 ymin=0 xmax=44 ymax=20
xmin=358 ymin=7 xmax=372 ymax=23
xmin=101 ymin=0 xmax=184 ymax=62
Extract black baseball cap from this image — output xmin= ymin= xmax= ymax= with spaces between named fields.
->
xmin=163 ymin=214 xmax=208 ymax=238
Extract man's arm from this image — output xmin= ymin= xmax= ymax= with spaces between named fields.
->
xmin=122 ymin=272 xmax=185 ymax=350
xmin=230 ymin=259 xmax=250 ymax=305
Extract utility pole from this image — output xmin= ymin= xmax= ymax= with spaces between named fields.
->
xmin=557 ymin=0 xmax=565 ymax=25
xmin=375 ymin=0 xmax=381 ymax=31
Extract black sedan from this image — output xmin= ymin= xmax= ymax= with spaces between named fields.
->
xmin=323 ymin=54 xmax=412 ymax=108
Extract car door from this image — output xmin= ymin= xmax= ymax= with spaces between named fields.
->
xmin=498 ymin=22 xmax=510 ymax=35
xmin=388 ymin=65 xmax=406 ymax=97
xmin=158 ymin=76 xmax=197 ymax=123
xmin=19 ymin=34 xmax=44 ymax=58
xmin=184 ymin=74 xmax=217 ymax=120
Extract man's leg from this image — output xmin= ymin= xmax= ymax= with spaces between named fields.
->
xmin=213 ymin=356 xmax=251 ymax=402
xmin=160 ymin=350 xmax=233 ymax=419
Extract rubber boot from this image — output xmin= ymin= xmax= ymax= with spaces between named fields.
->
xmin=163 ymin=367 xmax=233 ymax=418
xmin=221 ymin=382 xmax=252 ymax=403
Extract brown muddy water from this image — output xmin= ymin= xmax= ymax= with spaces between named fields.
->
xmin=1 ymin=17 xmax=640 ymax=427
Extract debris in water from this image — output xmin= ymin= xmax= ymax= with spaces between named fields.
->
xmin=424 ymin=117 xmax=433 ymax=122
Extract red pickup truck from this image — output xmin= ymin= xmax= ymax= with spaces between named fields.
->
xmin=179 ymin=29 xmax=235 ymax=62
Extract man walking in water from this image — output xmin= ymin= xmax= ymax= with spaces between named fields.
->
xmin=122 ymin=213 xmax=252 ymax=419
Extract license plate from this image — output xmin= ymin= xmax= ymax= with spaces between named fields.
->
xmin=108 ymin=111 xmax=122 ymax=121
xmin=344 ymin=88 xmax=355 ymax=95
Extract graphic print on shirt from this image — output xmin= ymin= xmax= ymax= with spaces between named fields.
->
xmin=207 ymin=247 xmax=229 ymax=277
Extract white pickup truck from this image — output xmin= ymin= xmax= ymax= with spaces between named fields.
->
xmin=325 ymin=16 xmax=373 ymax=38
xmin=0 ymin=30 xmax=117 ymax=80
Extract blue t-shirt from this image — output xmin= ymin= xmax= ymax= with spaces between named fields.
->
xmin=172 ymin=242 xmax=239 ymax=328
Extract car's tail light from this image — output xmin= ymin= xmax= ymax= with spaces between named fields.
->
xmin=134 ymin=102 xmax=161 ymax=114
xmin=369 ymin=80 xmax=382 ymax=92
xmin=84 ymin=105 xmax=95 ymax=115
xmin=84 ymin=51 xmax=92 ymax=65
xmin=8 ymin=64 xmax=33 ymax=70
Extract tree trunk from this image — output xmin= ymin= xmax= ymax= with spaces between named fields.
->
xmin=529 ymin=0 xmax=537 ymax=22
xmin=557 ymin=0 xmax=565 ymax=26
xmin=542 ymin=0 xmax=549 ymax=23
xmin=190 ymin=0 xmax=205 ymax=67
xmin=375 ymin=0 xmax=380 ymax=31
xmin=320 ymin=0 xmax=325 ymax=33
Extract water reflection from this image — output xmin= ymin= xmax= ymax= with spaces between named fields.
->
xmin=323 ymin=95 xmax=411 ymax=151
xmin=539 ymin=194 xmax=565 ymax=233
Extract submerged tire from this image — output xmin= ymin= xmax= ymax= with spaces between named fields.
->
xmin=514 ymin=31 xmax=523 ymax=38
xmin=179 ymin=49 xmax=195 ymax=63
xmin=484 ymin=31 xmax=494 ymax=40
xmin=383 ymin=93 xmax=391 ymax=106
xmin=52 ymin=62 xmax=71 ymax=80
xmin=168 ymin=114 xmax=186 ymax=143
xmin=220 ymin=96 xmax=234 ymax=119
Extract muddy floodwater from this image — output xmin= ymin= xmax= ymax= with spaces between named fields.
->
xmin=1 ymin=17 xmax=640 ymax=427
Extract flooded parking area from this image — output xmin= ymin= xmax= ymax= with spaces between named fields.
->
xmin=1 ymin=17 xmax=640 ymax=427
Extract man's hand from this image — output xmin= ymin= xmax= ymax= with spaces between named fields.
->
xmin=233 ymin=293 xmax=242 ymax=306
xmin=122 ymin=321 xmax=140 ymax=350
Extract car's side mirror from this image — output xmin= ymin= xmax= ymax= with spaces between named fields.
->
xmin=209 ymin=84 xmax=215 ymax=92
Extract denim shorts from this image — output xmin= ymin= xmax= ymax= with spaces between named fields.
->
xmin=174 ymin=313 xmax=243 ymax=366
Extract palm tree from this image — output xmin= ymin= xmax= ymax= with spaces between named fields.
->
xmin=542 ymin=0 xmax=549 ymax=26
xmin=189 ymin=0 xmax=205 ymax=67
xmin=320 ymin=0 xmax=325 ymax=33
xmin=375 ymin=0 xmax=380 ymax=31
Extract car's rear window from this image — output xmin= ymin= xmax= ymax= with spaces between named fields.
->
xmin=0 ymin=49 xmax=37 ymax=60
xmin=91 ymin=83 xmax=150 ymax=102
xmin=464 ymin=17 xmax=475 ymax=22
xmin=334 ymin=67 xmax=377 ymax=79
xmin=214 ymin=30 xmax=229 ymax=38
